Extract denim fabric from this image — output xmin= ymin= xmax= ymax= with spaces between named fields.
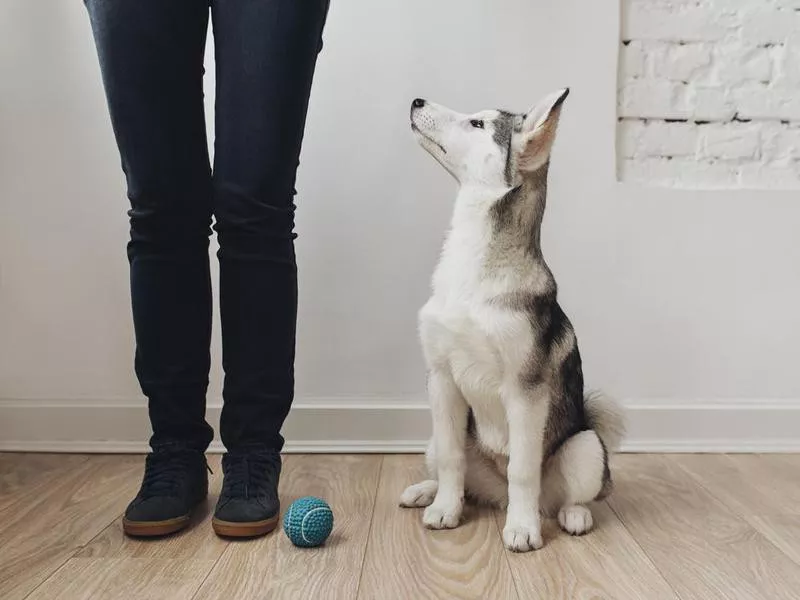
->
xmin=85 ymin=0 xmax=330 ymax=452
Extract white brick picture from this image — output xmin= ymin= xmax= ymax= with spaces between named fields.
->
xmin=617 ymin=0 xmax=800 ymax=189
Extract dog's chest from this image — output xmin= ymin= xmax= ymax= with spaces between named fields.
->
xmin=419 ymin=296 xmax=531 ymax=456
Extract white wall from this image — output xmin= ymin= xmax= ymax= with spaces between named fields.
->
xmin=2 ymin=0 xmax=799 ymax=450
xmin=619 ymin=0 xmax=800 ymax=188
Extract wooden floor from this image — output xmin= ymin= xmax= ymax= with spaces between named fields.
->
xmin=1 ymin=454 xmax=799 ymax=600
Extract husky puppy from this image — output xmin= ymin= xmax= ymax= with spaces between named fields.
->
xmin=400 ymin=90 xmax=625 ymax=552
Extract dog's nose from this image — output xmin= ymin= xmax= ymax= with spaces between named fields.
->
xmin=412 ymin=98 xmax=426 ymax=109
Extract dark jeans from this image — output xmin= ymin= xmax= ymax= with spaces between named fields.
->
xmin=85 ymin=0 xmax=329 ymax=453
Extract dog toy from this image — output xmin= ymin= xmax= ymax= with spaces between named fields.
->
xmin=283 ymin=496 xmax=334 ymax=547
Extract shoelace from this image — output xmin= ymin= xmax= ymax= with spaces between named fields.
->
xmin=221 ymin=452 xmax=280 ymax=500
xmin=140 ymin=450 xmax=201 ymax=498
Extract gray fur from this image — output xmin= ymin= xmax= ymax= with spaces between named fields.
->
xmin=487 ymin=162 xmax=550 ymax=267
xmin=584 ymin=391 xmax=627 ymax=453
xmin=513 ymin=289 xmax=585 ymax=458
xmin=488 ymin=184 xmax=523 ymax=233
xmin=485 ymin=162 xmax=587 ymax=459
xmin=403 ymin=92 xmax=625 ymax=545
xmin=492 ymin=111 xmax=518 ymax=185
xmin=544 ymin=345 xmax=586 ymax=457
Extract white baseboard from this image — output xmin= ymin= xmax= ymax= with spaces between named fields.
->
xmin=0 ymin=397 xmax=798 ymax=454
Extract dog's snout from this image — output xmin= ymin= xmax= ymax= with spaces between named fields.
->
xmin=412 ymin=98 xmax=426 ymax=109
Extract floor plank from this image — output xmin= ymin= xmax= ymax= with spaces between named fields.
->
xmin=674 ymin=454 xmax=800 ymax=516
xmin=357 ymin=455 xmax=517 ymax=600
xmin=0 ymin=453 xmax=89 ymax=513
xmin=609 ymin=454 xmax=800 ymax=600
xmin=747 ymin=515 xmax=800 ymax=566
xmin=498 ymin=502 xmax=679 ymax=600
xmin=26 ymin=557 xmax=215 ymax=600
xmin=4 ymin=452 xmax=800 ymax=600
xmin=674 ymin=454 xmax=800 ymax=568
xmin=0 ymin=455 xmax=143 ymax=600
xmin=193 ymin=454 xmax=381 ymax=600
xmin=75 ymin=455 xmax=228 ymax=561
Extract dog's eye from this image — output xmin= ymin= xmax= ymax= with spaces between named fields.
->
xmin=470 ymin=119 xmax=485 ymax=129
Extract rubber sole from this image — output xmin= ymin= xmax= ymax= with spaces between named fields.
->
xmin=123 ymin=514 xmax=191 ymax=537
xmin=212 ymin=514 xmax=279 ymax=538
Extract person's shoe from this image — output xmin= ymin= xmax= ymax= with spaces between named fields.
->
xmin=122 ymin=448 xmax=209 ymax=537
xmin=212 ymin=451 xmax=281 ymax=538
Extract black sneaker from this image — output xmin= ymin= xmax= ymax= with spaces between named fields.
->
xmin=122 ymin=448 xmax=208 ymax=537
xmin=212 ymin=451 xmax=281 ymax=538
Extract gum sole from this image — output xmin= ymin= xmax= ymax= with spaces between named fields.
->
xmin=123 ymin=515 xmax=191 ymax=537
xmin=212 ymin=515 xmax=279 ymax=538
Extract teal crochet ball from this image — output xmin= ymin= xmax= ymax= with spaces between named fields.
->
xmin=283 ymin=496 xmax=334 ymax=547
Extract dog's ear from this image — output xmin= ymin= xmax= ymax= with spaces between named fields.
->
xmin=517 ymin=88 xmax=569 ymax=173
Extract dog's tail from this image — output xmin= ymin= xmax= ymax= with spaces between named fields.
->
xmin=584 ymin=391 xmax=626 ymax=453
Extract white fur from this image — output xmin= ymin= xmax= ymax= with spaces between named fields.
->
xmin=399 ymin=479 xmax=437 ymax=508
xmin=584 ymin=390 xmax=626 ymax=453
xmin=540 ymin=430 xmax=606 ymax=517
xmin=558 ymin=505 xmax=593 ymax=536
xmin=415 ymin=202 xmax=551 ymax=545
xmin=402 ymin=91 xmax=624 ymax=552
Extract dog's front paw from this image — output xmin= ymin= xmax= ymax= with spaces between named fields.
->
xmin=423 ymin=501 xmax=462 ymax=529
xmin=399 ymin=480 xmax=438 ymax=508
xmin=503 ymin=521 xmax=543 ymax=552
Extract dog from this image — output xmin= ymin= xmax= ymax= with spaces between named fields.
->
xmin=400 ymin=90 xmax=626 ymax=552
